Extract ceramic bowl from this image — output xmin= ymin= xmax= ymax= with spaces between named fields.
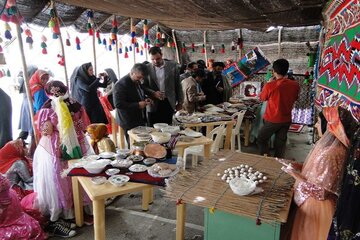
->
xmin=83 ymin=160 xmax=111 ymax=174
xmin=150 ymin=132 xmax=171 ymax=144
xmin=108 ymin=174 xmax=130 ymax=187
xmin=91 ymin=176 xmax=107 ymax=185
xmin=111 ymin=159 xmax=133 ymax=168
xmin=153 ymin=123 xmax=169 ymax=130
xmin=143 ymin=158 xmax=156 ymax=165
xmin=105 ymin=168 xmax=121 ymax=176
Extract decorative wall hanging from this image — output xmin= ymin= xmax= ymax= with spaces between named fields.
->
xmin=24 ymin=29 xmax=33 ymax=49
xmin=75 ymin=36 xmax=80 ymax=50
xmin=40 ymin=35 xmax=47 ymax=54
xmin=87 ymin=10 xmax=94 ymax=36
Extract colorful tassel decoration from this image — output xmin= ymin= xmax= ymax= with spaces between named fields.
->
xmin=124 ymin=46 xmax=129 ymax=58
xmin=171 ymin=41 xmax=176 ymax=49
xmin=211 ymin=45 xmax=215 ymax=53
xmin=118 ymin=42 xmax=123 ymax=54
xmin=4 ymin=22 xmax=12 ymax=40
xmin=167 ymin=41 xmax=171 ymax=48
xmin=0 ymin=45 xmax=3 ymax=53
xmin=57 ymin=54 xmax=65 ymax=66
xmin=131 ymin=25 xmax=136 ymax=44
xmin=221 ymin=44 xmax=225 ymax=53
xmin=96 ymin=31 xmax=101 ymax=45
xmin=231 ymin=41 xmax=235 ymax=51
xmin=6 ymin=69 xmax=10 ymax=77
xmin=111 ymin=16 xmax=118 ymax=41
xmin=201 ymin=44 xmax=205 ymax=54
xmin=75 ymin=36 xmax=81 ymax=50
xmin=24 ymin=29 xmax=33 ymax=49
xmin=108 ymin=45 xmax=112 ymax=51
xmin=191 ymin=43 xmax=195 ymax=52
xmin=41 ymin=35 xmax=47 ymax=54
xmin=0 ymin=70 xmax=3 ymax=78
xmin=129 ymin=45 xmax=132 ymax=51
xmin=48 ymin=8 xmax=61 ymax=39
xmin=87 ymin=10 xmax=94 ymax=36
xmin=181 ymin=43 xmax=186 ymax=53
xmin=2 ymin=0 xmax=21 ymax=24
xmin=143 ymin=19 xmax=150 ymax=45
xmin=102 ymin=38 xmax=107 ymax=48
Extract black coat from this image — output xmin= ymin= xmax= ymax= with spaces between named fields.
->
xmin=70 ymin=63 xmax=108 ymax=124
xmin=0 ymin=88 xmax=12 ymax=148
xmin=113 ymin=74 xmax=146 ymax=131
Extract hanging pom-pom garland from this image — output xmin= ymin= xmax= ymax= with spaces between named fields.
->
xmin=135 ymin=42 xmax=139 ymax=53
xmin=4 ymin=22 xmax=12 ymax=40
xmin=96 ymin=31 xmax=101 ymax=44
xmin=124 ymin=46 xmax=129 ymax=58
xmin=48 ymin=7 xmax=61 ymax=39
xmin=75 ymin=36 xmax=81 ymax=50
xmin=140 ymin=45 xmax=144 ymax=56
xmin=131 ymin=25 xmax=136 ymax=44
xmin=118 ymin=42 xmax=122 ymax=54
xmin=65 ymin=32 xmax=71 ymax=46
xmin=111 ymin=16 xmax=118 ymax=42
xmin=87 ymin=10 xmax=94 ymax=36
xmin=211 ymin=45 xmax=215 ymax=53
xmin=108 ymin=44 xmax=112 ymax=51
xmin=24 ymin=29 xmax=33 ymax=49
xmin=102 ymin=38 xmax=107 ymax=48
xmin=191 ymin=43 xmax=195 ymax=52
xmin=143 ymin=19 xmax=150 ymax=46
xmin=201 ymin=44 xmax=205 ymax=54
xmin=40 ymin=35 xmax=47 ymax=54
xmin=221 ymin=44 xmax=225 ymax=53
xmin=155 ymin=26 xmax=161 ymax=47
xmin=1 ymin=0 xmax=21 ymax=24
xmin=129 ymin=45 xmax=132 ymax=51
xmin=57 ymin=54 xmax=65 ymax=66
xmin=181 ymin=43 xmax=186 ymax=53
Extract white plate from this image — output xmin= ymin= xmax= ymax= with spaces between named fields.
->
xmin=111 ymin=159 xmax=133 ymax=168
xmin=143 ymin=158 xmax=156 ymax=165
xmin=132 ymin=126 xmax=154 ymax=134
xmin=183 ymin=130 xmax=202 ymax=138
xmin=129 ymin=164 xmax=148 ymax=172
xmin=148 ymin=165 xmax=180 ymax=178
xmin=91 ymin=176 xmax=107 ymax=185
xmin=99 ymin=152 xmax=116 ymax=159
xmin=108 ymin=174 xmax=130 ymax=187
xmin=105 ymin=168 xmax=121 ymax=176
xmin=83 ymin=155 xmax=99 ymax=161
xmin=126 ymin=155 xmax=144 ymax=162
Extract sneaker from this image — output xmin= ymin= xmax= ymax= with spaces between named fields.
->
xmin=83 ymin=214 xmax=94 ymax=226
xmin=57 ymin=218 xmax=77 ymax=230
xmin=48 ymin=222 xmax=77 ymax=238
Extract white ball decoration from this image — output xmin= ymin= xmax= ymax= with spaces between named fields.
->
xmin=218 ymin=165 xmax=267 ymax=186
xmin=217 ymin=173 xmax=221 ymax=176
xmin=263 ymin=176 xmax=267 ymax=180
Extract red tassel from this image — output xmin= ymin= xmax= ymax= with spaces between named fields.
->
xmin=42 ymin=48 xmax=47 ymax=54
xmin=96 ymin=31 xmax=100 ymax=38
xmin=136 ymin=47 xmax=139 ymax=53
xmin=66 ymin=39 xmax=71 ymax=46
xmin=1 ymin=14 xmax=9 ymax=22
xmin=256 ymin=218 xmax=262 ymax=225
xmin=201 ymin=48 xmax=205 ymax=54
xmin=9 ymin=15 xmax=18 ymax=24
xmin=176 ymin=199 xmax=183 ymax=205
xmin=124 ymin=52 xmax=128 ymax=58
xmin=75 ymin=37 xmax=80 ymax=44
xmin=0 ymin=46 xmax=3 ymax=53
xmin=221 ymin=48 xmax=225 ymax=53
xmin=88 ymin=28 xmax=93 ymax=36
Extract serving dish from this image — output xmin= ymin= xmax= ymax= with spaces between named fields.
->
xmin=153 ymin=123 xmax=169 ymax=130
xmin=143 ymin=158 xmax=156 ymax=165
xmin=126 ymin=155 xmax=144 ymax=162
xmin=98 ymin=151 xmax=116 ymax=159
xmin=111 ymin=159 xmax=133 ymax=168
xmin=108 ymin=174 xmax=130 ymax=187
xmin=105 ymin=168 xmax=121 ymax=176
xmin=91 ymin=176 xmax=107 ymax=185
xmin=148 ymin=163 xmax=179 ymax=178
xmin=129 ymin=164 xmax=148 ymax=172
xmin=150 ymin=132 xmax=171 ymax=144
xmin=144 ymin=143 xmax=167 ymax=159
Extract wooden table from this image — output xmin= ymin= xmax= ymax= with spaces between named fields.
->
xmin=164 ymin=151 xmax=294 ymax=240
xmin=128 ymin=130 xmax=213 ymax=159
xmin=182 ymin=120 xmax=234 ymax=150
xmin=70 ymin=161 xmax=154 ymax=240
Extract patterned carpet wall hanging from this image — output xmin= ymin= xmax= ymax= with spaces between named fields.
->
xmin=316 ymin=0 xmax=360 ymax=121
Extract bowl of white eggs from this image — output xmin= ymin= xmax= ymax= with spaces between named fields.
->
xmin=217 ymin=164 xmax=268 ymax=185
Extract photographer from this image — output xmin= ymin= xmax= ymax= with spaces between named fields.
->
xmin=70 ymin=62 xmax=109 ymax=124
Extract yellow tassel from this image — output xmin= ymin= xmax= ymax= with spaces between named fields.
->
xmin=209 ymin=207 xmax=216 ymax=214
xmin=4 ymin=22 xmax=11 ymax=31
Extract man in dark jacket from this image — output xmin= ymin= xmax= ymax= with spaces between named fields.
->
xmin=0 ymin=88 xmax=12 ymax=148
xmin=113 ymin=63 xmax=150 ymax=146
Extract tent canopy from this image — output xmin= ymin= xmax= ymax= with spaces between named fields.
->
xmin=10 ymin=0 xmax=325 ymax=34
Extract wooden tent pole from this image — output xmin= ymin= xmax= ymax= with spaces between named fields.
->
xmin=112 ymin=15 xmax=120 ymax=147
xmin=278 ymin=26 xmax=282 ymax=58
xmin=131 ymin=18 xmax=136 ymax=64
xmin=16 ymin=24 xmax=38 ymax=144
xmin=92 ymin=28 xmax=97 ymax=76
xmin=172 ymin=29 xmax=180 ymax=64
xmin=52 ymin=1 xmax=69 ymax=87
xmin=203 ymin=30 xmax=208 ymax=66
xmin=239 ymin=28 xmax=243 ymax=60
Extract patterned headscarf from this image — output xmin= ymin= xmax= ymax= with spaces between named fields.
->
xmin=323 ymin=107 xmax=351 ymax=148
xmin=29 ymin=70 xmax=49 ymax=97
xmin=0 ymin=175 xmax=11 ymax=205
xmin=86 ymin=123 xmax=108 ymax=153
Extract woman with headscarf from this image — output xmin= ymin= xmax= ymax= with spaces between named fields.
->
xmin=29 ymin=70 xmax=50 ymax=113
xmin=17 ymin=65 xmax=38 ymax=140
xmin=86 ymin=123 xmax=116 ymax=154
xmin=279 ymin=107 xmax=358 ymax=240
xmin=70 ymin=62 xmax=108 ymax=124
xmin=0 ymin=175 xmax=45 ymax=239
xmin=33 ymin=80 xmax=93 ymax=227
xmin=0 ymin=139 xmax=33 ymax=191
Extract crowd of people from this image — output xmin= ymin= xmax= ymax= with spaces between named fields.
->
xmin=0 ymin=46 xmax=359 ymax=240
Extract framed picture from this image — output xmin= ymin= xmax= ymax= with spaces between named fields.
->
xmin=239 ymin=81 xmax=262 ymax=98
xmin=223 ymin=63 xmax=247 ymax=87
